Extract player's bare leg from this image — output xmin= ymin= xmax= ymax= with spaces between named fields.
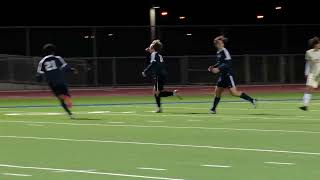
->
xmin=153 ymin=88 xmax=162 ymax=113
xmin=210 ymin=86 xmax=224 ymax=114
xmin=229 ymin=87 xmax=257 ymax=108
xmin=57 ymin=95 xmax=73 ymax=118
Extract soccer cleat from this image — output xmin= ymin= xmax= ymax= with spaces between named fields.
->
xmin=69 ymin=114 xmax=75 ymax=119
xmin=155 ymin=108 xmax=162 ymax=113
xmin=209 ymin=109 xmax=217 ymax=114
xmin=251 ymin=99 xmax=258 ymax=109
xmin=299 ymin=106 xmax=308 ymax=111
xmin=173 ymin=90 xmax=183 ymax=100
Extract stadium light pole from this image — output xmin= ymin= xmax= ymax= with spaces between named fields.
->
xmin=150 ymin=6 xmax=159 ymax=41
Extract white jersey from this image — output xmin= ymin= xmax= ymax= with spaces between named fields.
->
xmin=305 ymin=49 xmax=320 ymax=75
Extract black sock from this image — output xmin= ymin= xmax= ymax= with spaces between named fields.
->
xmin=154 ymin=95 xmax=161 ymax=108
xmin=59 ymin=99 xmax=72 ymax=115
xmin=159 ymin=91 xmax=174 ymax=97
xmin=211 ymin=97 xmax=221 ymax=111
xmin=240 ymin=93 xmax=254 ymax=103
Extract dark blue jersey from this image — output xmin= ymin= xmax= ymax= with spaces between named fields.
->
xmin=143 ymin=52 xmax=167 ymax=78
xmin=37 ymin=55 xmax=70 ymax=85
xmin=214 ymin=48 xmax=233 ymax=76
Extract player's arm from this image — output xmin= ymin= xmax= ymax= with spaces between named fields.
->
xmin=304 ymin=51 xmax=311 ymax=78
xmin=36 ymin=59 xmax=45 ymax=82
xmin=142 ymin=52 xmax=157 ymax=77
xmin=57 ymin=56 xmax=78 ymax=74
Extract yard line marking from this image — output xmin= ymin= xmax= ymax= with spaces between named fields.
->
xmin=1 ymin=120 xmax=320 ymax=135
xmin=119 ymin=111 xmax=136 ymax=114
xmin=54 ymin=169 xmax=96 ymax=173
xmin=137 ymin=167 xmax=167 ymax=171
xmin=1 ymin=135 xmax=320 ymax=156
xmin=27 ymin=124 xmax=45 ymax=127
xmin=147 ymin=121 xmax=165 ymax=123
xmin=2 ymin=173 xmax=32 ymax=177
xmin=264 ymin=162 xmax=295 ymax=165
xmin=88 ymin=111 xmax=110 ymax=114
xmin=0 ymin=164 xmax=184 ymax=180
xmin=202 ymin=164 xmax=231 ymax=168
xmin=5 ymin=111 xmax=320 ymax=122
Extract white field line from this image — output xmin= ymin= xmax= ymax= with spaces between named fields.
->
xmin=0 ymin=164 xmax=184 ymax=180
xmin=4 ymin=111 xmax=320 ymax=122
xmin=201 ymin=164 xmax=231 ymax=168
xmin=187 ymin=120 xmax=203 ymax=122
xmin=107 ymin=122 xmax=125 ymax=124
xmin=27 ymin=124 xmax=45 ymax=127
xmin=161 ymin=106 xmax=320 ymax=112
xmin=53 ymin=169 xmax=96 ymax=173
xmin=2 ymin=173 xmax=32 ymax=177
xmin=147 ymin=121 xmax=165 ymax=123
xmin=264 ymin=161 xmax=295 ymax=165
xmin=1 ymin=120 xmax=320 ymax=135
xmin=137 ymin=167 xmax=167 ymax=171
xmin=0 ymin=135 xmax=320 ymax=156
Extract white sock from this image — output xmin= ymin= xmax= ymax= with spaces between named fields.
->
xmin=303 ymin=93 xmax=312 ymax=106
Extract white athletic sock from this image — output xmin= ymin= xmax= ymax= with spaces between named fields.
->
xmin=303 ymin=93 xmax=312 ymax=106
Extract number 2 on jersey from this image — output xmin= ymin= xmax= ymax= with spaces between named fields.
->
xmin=44 ymin=60 xmax=57 ymax=71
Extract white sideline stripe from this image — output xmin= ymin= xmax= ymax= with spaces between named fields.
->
xmin=2 ymin=173 xmax=32 ymax=177
xmin=0 ymin=164 xmax=184 ymax=180
xmin=164 ymin=106 xmax=320 ymax=112
xmin=5 ymin=111 xmax=320 ymax=122
xmin=27 ymin=124 xmax=44 ymax=127
xmin=53 ymin=169 xmax=96 ymax=173
xmin=1 ymin=135 xmax=320 ymax=156
xmin=119 ymin=111 xmax=136 ymax=114
xmin=202 ymin=164 xmax=231 ymax=168
xmin=264 ymin=162 xmax=295 ymax=165
xmin=137 ymin=167 xmax=167 ymax=171
xmin=1 ymin=120 xmax=320 ymax=135
xmin=88 ymin=111 xmax=110 ymax=114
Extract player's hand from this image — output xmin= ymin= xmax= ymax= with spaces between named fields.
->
xmin=142 ymin=72 xmax=147 ymax=77
xmin=208 ymin=66 xmax=214 ymax=72
xmin=145 ymin=47 xmax=151 ymax=53
xmin=212 ymin=68 xmax=220 ymax=74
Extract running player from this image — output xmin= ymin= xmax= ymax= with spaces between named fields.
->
xmin=142 ymin=40 xmax=181 ymax=113
xmin=300 ymin=36 xmax=320 ymax=111
xmin=36 ymin=43 xmax=77 ymax=118
xmin=208 ymin=35 xmax=256 ymax=114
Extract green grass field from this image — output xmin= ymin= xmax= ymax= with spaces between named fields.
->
xmin=0 ymin=93 xmax=320 ymax=180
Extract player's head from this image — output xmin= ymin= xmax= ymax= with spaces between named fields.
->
xmin=150 ymin=40 xmax=163 ymax=52
xmin=42 ymin=43 xmax=56 ymax=56
xmin=214 ymin=36 xmax=228 ymax=50
xmin=308 ymin=37 xmax=320 ymax=49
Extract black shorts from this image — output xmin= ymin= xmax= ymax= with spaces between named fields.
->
xmin=154 ymin=76 xmax=166 ymax=91
xmin=49 ymin=83 xmax=70 ymax=97
xmin=217 ymin=75 xmax=236 ymax=88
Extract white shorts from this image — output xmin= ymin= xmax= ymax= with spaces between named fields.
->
xmin=306 ymin=73 xmax=320 ymax=88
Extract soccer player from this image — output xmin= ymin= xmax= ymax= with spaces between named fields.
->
xmin=208 ymin=35 xmax=256 ymax=114
xmin=36 ymin=43 xmax=77 ymax=118
xmin=142 ymin=40 xmax=181 ymax=113
xmin=300 ymin=36 xmax=320 ymax=111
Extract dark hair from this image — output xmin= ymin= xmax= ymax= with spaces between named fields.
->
xmin=308 ymin=37 xmax=320 ymax=48
xmin=42 ymin=43 xmax=56 ymax=55
xmin=151 ymin=40 xmax=163 ymax=52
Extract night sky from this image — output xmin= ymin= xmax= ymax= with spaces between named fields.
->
xmin=0 ymin=0 xmax=316 ymax=26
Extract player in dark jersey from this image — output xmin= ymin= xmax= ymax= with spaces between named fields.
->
xmin=36 ymin=43 xmax=77 ymax=118
xmin=208 ymin=36 xmax=256 ymax=114
xmin=142 ymin=40 xmax=181 ymax=113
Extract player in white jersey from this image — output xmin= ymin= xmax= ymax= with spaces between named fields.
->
xmin=300 ymin=37 xmax=320 ymax=111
